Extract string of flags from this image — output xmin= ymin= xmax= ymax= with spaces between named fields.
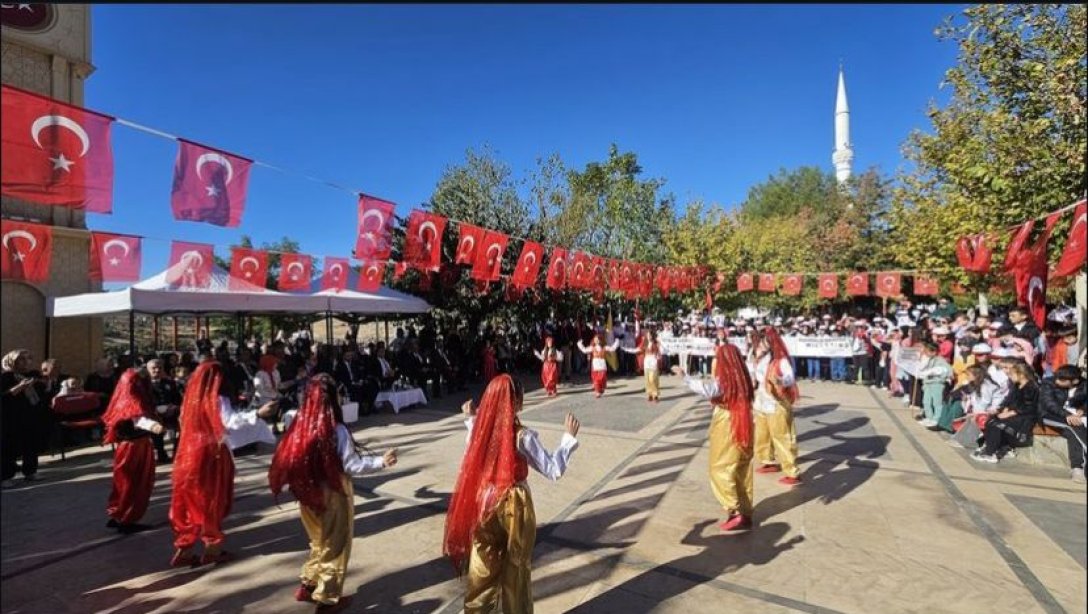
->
xmin=1 ymin=85 xmax=1085 ymax=315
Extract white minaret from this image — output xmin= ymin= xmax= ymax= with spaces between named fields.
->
xmin=832 ymin=65 xmax=853 ymax=183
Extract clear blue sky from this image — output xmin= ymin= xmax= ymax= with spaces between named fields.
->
xmin=87 ymin=4 xmax=962 ymax=283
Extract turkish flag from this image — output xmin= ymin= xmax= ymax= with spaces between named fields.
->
xmin=955 ymin=234 xmax=993 ymax=274
xmin=403 ymin=210 xmax=447 ymax=272
xmin=846 ymin=272 xmax=869 ymax=296
xmin=758 ymin=273 xmax=776 ymax=292
xmin=170 ymin=139 xmax=251 ymax=228
xmin=1003 ymin=220 xmax=1035 ymax=273
xmin=455 ymin=223 xmax=486 ymax=265
xmin=1 ymin=219 xmax=52 ymax=282
xmin=1053 ymin=200 xmax=1087 ymax=278
xmin=278 ymin=253 xmax=312 ymax=292
xmin=640 ymin=265 xmax=655 ymax=299
xmin=737 ymin=273 xmax=754 ymax=292
xmin=355 ymin=194 xmax=396 ymax=260
xmin=166 ymin=241 xmax=214 ymax=288
xmin=511 ymin=241 xmax=544 ymax=288
xmin=1 ymin=85 xmax=114 ymax=213
xmin=546 ymin=248 xmax=568 ymax=290
xmin=1012 ymin=217 xmax=1058 ymax=328
xmin=322 ymin=257 xmax=351 ymax=292
xmin=568 ymin=252 xmax=589 ymax=289
xmin=656 ymin=267 xmax=671 ymax=297
xmin=89 ymin=231 xmax=141 ymax=282
xmin=393 ymin=261 xmax=409 ymax=280
xmin=782 ymin=274 xmax=803 ymax=296
xmin=875 ymin=272 xmax=901 ymax=297
xmin=913 ymin=275 xmax=938 ymax=296
xmin=470 ymin=231 xmax=508 ymax=281
xmin=590 ymin=256 xmax=606 ymax=289
xmin=818 ymin=274 xmax=839 ymax=299
xmin=357 ymin=260 xmax=385 ymax=291
xmin=713 ymin=273 xmax=725 ymax=294
xmin=228 ymin=247 xmax=268 ymax=290
xmin=607 ymin=259 xmax=620 ymax=291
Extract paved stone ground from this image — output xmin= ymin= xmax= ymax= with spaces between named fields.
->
xmin=1 ymin=373 xmax=1085 ymax=613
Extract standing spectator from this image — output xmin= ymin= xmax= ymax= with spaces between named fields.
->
xmin=973 ymin=360 xmax=1040 ymax=463
xmin=932 ymin=297 xmax=957 ymax=320
xmin=1038 ymin=365 xmax=1086 ymax=483
xmin=195 ymin=329 xmax=213 ymax=356
xmin=38 ymin=359 xmax=66 ymax=404
xmin=147 ymin=359 xmax=181 ymax=463
xmin=918 ymin=341 xmax=952 ymax=429
xmin=1 ymin=350 xmax=46 ymax=487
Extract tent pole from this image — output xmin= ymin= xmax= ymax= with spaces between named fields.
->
xmin=173 ymin=316 xmax=178 ymax=351
xmin=153 ymin=316 xmax=160 ymax=352
xmin=128 ymin=310 xmax=136 ymax=359
xmin=44 ymin=316 xmax=52 ymax=361
xmin=325 ymin=311 xmax=333 ymax=346
xmin=384 ymin=320 xmax=389 ymax=345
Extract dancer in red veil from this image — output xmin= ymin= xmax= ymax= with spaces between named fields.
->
xmin=169 ymin=361 xmax=275 ymax=567
xmin=269 ymin=374 xmax=397 ymax=609
xmin=102 ymin=368 xmax=165 ymax=533
xmin=751 ymin=327 xmax=802 ymax=486
xmin=445 ymin=375 xmax=581 ymax=613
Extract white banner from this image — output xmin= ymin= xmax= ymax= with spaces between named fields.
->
xmin=894 ymin=347 xmax=923 ymax=378
xmin=657 ymin=335 xmax=862 ymax=358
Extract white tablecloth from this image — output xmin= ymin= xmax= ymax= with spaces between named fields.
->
xmin=376 ymin=388 xmax=428 ymax=414
xmin=284 ymin=402 xmax=359 ymax=431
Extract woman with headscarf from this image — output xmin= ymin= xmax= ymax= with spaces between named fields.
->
xmin=672 ymin=342 xmax=757 ymax=531
xmin=576 ymin=333 xmax=620 ymax=398
xmin=751 ymin=327 xmax=802 ymax=486
xmin=532 ymin=336 xmax=563 ymax=397
xmin=269 ymin=374 xmax=397 ymax=608
xmin=169 ymin=361 xmax=276 ymax=567
xmin=102 ymin=369 xmax=164 ymax=532
xmin=1 ymin=349 xmax=46 ymax=488
xmin=623 ymin=330 xmax=663 ymax=402
xmin=445 ymin=375 xmax=580 ymax=613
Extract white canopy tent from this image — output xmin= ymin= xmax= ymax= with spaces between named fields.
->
xmin=309 ymin=270 xmax=430 ymax=316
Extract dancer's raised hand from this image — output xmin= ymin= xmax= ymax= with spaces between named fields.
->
xmin=565 ymin=413 xmax=580 ymax=438
xmin=383 ymin=449 xmax=398 ymax=468
xmin=461 ymin=398 xmax=476 ymax=416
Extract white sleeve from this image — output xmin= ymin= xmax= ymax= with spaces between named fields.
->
xmin=337 ymin=424 xmax=385 ymax=476
xmin=534 ymin=350 xmax=544 ymax=361
xmin=518 ymin=428 xmax=578 ymax=481
xmin=555 ymin=351 xmax=563 ymax=361
xmin=683 ymin=375 xmax=719 ymax=400
xmin=134 ymin=416 xmax=162 ymax=432
xmin=464 ymin=416 xmax=475 ymax=445
xmin=777 ymin=358 xmax=795 ymax=388
xmin=577 ymin=341 xmax=589 ymax=353
xmin=609 ymin=340 xmax=621 ymax=351
xmin=220 ymin=396 xmax=277 ymax=448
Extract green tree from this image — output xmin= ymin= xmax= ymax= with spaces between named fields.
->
xmin=888 ymin=4 xmax=1086 ymax=289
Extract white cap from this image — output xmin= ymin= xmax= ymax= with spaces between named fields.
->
xmin=971 ymin=343 xmax=993 ymax=354
xmin=932 ymin=326 xmax=950 ymax=335
xmin=992 ymin=348 xmax=1012 ymax=358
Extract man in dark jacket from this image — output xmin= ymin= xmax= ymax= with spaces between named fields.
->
xmin=1038 ymin=365 xmax=1086 ymax=483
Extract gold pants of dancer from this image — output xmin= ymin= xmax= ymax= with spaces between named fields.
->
xmin=707 ymin=406 xmax=754 ymax=516
xmin=644 ymin=369 xmax=660 ymax=399
xmin=465 ymin=483 xmax=536 ymax=614
xmin=754 ymin=403 xmax=799 ymax=478
xmin=299 ymin=475 xmax=354 ymax=605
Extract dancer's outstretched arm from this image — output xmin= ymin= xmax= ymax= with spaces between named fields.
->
xmin=670 ymin=366 xmax=720 ymax=401
xmin=518 ymin=415 xmax=579 ymax=481
xmin=337 ymin=424 xmax=396 ymax=476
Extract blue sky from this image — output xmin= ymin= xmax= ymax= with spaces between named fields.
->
xmin=87 ymin=4 xmax=962 ymax=282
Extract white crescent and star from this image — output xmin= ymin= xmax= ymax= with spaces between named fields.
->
xmin=2 ymin=229 xmax=37 ymax=262
xmin=102 ymin=238 xmax=131 ymax=267
xmin=286 ymin=260 xmax=306 ymax=281
xmin=31 ymin=115 xmax=90 ymax=173
xmin=458 ymin=235 xmax=476 ymax=260
xmin=195 ymin=152 xmax=235 ymax=190
xmin=328 ymin=262 xmax=345 ymax=280
xmin=364 ymin=265 xmax=380 ymax=280
xmin=521 ymin=250 xmax=537 ymax=272
xmin=358 ymin=210 xmax=387 ymax=249
xmin=1027 ymin=276 xmax=1045 ymax=310
xmin=417 ymin=221 xmax=437 ymax=250
xmin=485 ymin=244 xmax=501 ymax=266
xmin=179 ymin=250 xmax=204 ymax=275
xmin=239 ymin=256 xmax=261 ymax=278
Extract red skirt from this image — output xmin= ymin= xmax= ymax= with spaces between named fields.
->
xmin=541 ymin=362 xmax=559 ymax=393
xmin=170 ymin=444 xmax=236 ymax=549
xmin=591 ymin=369 xmax=607 ymax=393
xmin=107 ymin=438 xmax=156 ymax=525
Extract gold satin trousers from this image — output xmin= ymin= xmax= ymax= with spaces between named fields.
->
xmin=644 ymin=369 xmax=660 ymax=399
xmin=754 ymin=402 xmax=799 ymax=478
xmin=464 ymin=483 xmax=537 ymax=614
xmin=707 ymin=406 xmax=754 ymax=516
xmin=299 ymin=475 xmax=354 ymax=605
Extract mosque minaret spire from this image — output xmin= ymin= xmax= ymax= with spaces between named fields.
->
xmin=833 ymin=64 xmax=854 ymax=183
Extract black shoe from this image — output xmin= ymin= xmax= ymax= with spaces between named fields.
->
xmin=106 ymin=519 xmax=120 ymax=529
xmin=117 ymin=523 xmax=152 ymax=534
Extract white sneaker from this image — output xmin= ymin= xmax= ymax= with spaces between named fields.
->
xmin=971 ymin=452 xmax=998 ymax=464
xmin=1003 ymin=449 xmax=1017 ymax=459
xmin=947 ymin=439 xmax=964 ymax=449
xmin=1071 ymin=468 xmax=1085 ymax=484
xmin=920 ymin=419 xmax=938 ymax=428
xmin=0 ymin=479 xmax=16 ymax=489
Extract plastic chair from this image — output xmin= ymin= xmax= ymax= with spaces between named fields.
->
xmin=51 ymin=393 xmax=103 ymax=460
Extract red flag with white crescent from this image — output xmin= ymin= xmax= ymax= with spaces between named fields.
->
xmin=545 ymin=247 xmax=568 ymax=290
xmin=1 ymin=219 xmax=52 ymax=282
xmin=278 ymin=253 xmax=313 ymax=292
xmin=846 ymin=272 xmax=869 ymax=296
xmin=782 ymin=274 xmax=803 ymax=296
xmin=1003 ymin=220 xmax=1035 ymax=273
xmin=737 ymin=273 xmax=754 ymax=292
xmin=455 ymin=223 xmax=486 ymax=265
xmin=357 ymin=260 xmax=385 ymax=291
xmin=818 ymin=274 xmax=839 ymax=299
xmin=170 ymin=139 xmax=252 ymax=228
xmin=511 ymin=240 xmax=544 ymax=288
xmin=913 ymin=275 xmax=938 ymax=296
xmin=321 ymin=257 xmax=351 ymax=292
xmin=590 ymin=256 xmax=606 ymax=289
xmin=1052 ymin=200 xmax=1087 ymax=279
xmin=471 ymin=231 xmax=508 ymax=281
xmin=393 ymin=261 xmax=409 ymax=280
xmin=403 ymin=209 xmax=447 ymax=272
xmin=956 ymin=234 xmax=993 ymax=274
xmin=875 ymin=272 xmax=901 ymax=297
xmin=355 ymin=194 xmax=396 ymax=260
xmin=758 ymin=273 xmax=776 ymax=292
xmin=1012 ymin=214 xmax=1059 ymax=328
xmin=167 ymin=240 xmax=214 ymax=288
xmin=89 ymin=231 xmax=141 ymax=282
xmin=1 ymin=85 xmax=115 ymax=213
xmin=228 ymin=247 xmax=268 ymax=290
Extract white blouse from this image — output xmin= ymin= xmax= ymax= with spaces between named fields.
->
xmin=219 ymin=396 xmax=277 ymax=450
xmin=252 ymin=369 xmax=281 ymax=404
xmin=335 ymin=424 xmax=386 ymax=476
xmin=752 ymin=355 xmax=794 ymax=414
xmin=463 ymin=417 xmax=578 ymax=482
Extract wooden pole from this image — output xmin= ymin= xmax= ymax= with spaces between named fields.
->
xmin=172 ymin=316 xmax=178 ymax=351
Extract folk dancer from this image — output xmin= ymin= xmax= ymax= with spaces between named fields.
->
xmin=751 ymin=327 xmax=802 ymax=486
xmin=533 ymin=336 xmax=563 ymax=397
xmin=623 ymin=331 xmax=663 ymax=402
xmin=577 ymin=334 xmax=620 ymax=398
xmin=103 ymin=369 xmax=165 ymax=533
xmin=444 ymin=375 xmax=580 ymax=613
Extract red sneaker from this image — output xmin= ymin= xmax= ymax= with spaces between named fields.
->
xmin=719 ymin=514 xmax=753 ymax=532
xmin=755 ymin=464 xmax=781 ymax=474
xmin=778 ymin=476 xmax=801 ymax=486
xmin=295 ymin=583 xmax=316 ymax=602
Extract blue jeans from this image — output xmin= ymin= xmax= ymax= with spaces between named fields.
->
xmin=830 ymin=358 xmax=847 ymax=381
xmin=806 ymin=358 xmax=821 ymax=379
